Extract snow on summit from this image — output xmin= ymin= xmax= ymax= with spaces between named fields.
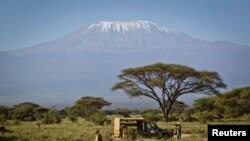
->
xmin=87 ymin=21 xmax=171 ymax=33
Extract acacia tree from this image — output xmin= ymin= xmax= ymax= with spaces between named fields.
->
xmin=11 ymin=102 xmax=40 ymax=121
xmin=112 ymin=63 xmax=226 ymax=121
xmin=70 ymin=96 xmax=111 ymax=117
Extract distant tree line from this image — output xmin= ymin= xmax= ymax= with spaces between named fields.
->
xmin=0 ymin=102 xmax=61 ymax=125
xmin=102 ymin=87 xmax=250 ymax=123
xmin=190 ymin=86 xmax=250 ymax=123
xmin=142 ymin=87 xmax=250 ymax=123
xmin=1 ymin=87 xmax=249 ymax=126
xmin=0 ymin=96 xmax=112 ymax=126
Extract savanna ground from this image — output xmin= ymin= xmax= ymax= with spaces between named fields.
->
xmin=1 ymin=115 xmax=249 ymax=141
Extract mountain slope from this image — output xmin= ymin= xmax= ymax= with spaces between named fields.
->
xmin=1 ymin=21 xmax=250 ymax=108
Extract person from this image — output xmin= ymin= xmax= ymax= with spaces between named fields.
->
xmin=95 ymin=130 xmax=103 ymax=141
xmin=175 ymin=122 xmax=182 ymax=140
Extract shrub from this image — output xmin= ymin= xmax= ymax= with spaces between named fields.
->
xmin=168 ymin=116 xmax=178 ymax=121
xmin=193 ymin=110 xmax=215 ymax=123
xmin=142 ymin=112 xmax=162 ymax=121
xmin=41 ymin=110 xmax=61 ymax=124
xmin=179 ymin=110 xmax=193 ymax=122
xmin=0 ymin=115 xmax=7 ymax=126
xmin=68 ymin=115 xmax=78 ymax=123
xmin=34 ymin=107 xmax=49 ymax=120
xmin=87 ymin=113 xmax=107 ymax=125
xmin=116 ymin=108 xmax=131 ymax=117
xmin=11 ymin=102 xmax=39 ymax=121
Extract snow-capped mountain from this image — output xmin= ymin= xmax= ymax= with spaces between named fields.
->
xmin=87 ymin=21 xmax=172 ymax=33
xmin=1 ymin=21 xmax=250 ymax=108
xmin=9 ymin=21 xmax=200 ymax=55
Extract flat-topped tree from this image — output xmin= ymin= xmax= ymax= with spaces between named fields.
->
xmin=112 ymin=63 xmax=226 ymax=121
xmin=70 ymin=96 xmax=111 ymax=117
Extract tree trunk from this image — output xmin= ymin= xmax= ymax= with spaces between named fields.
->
xmin=162 ymin=101 xmax=174 ymax=122
xmin=160 ymin=106 xmax=169 ymax=122
xmin=165 ymin=108 xmax=172 ymax=122
xmin=163 ymin=113 xmax=169 ymax=122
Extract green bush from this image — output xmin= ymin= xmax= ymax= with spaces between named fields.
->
xmin=34 ymin=107 xmax=49 ymax=120
xmin=68 ymin=115 xmax=78 ymax=123
xmin=41 ymin=110 xmax=61 ymax=124
xmin=193 ymin=110 xmax=215 ymax=123
xmin=87 ymin=113 xmax=107 ymax=125
xmin=116 ymin=108 xmax=131 ymax=117
xmin=142 ymin=112 xmax=162 ymax=121
xmin=168 ymin=115 xmax=179 ymax=121
xmin=179 ymin=110 xmax=193 ymax=122
xmin=0 ymin=115 xmax=7 ymax=126
xmin=11 ymin=102 xmax=39 ymax=121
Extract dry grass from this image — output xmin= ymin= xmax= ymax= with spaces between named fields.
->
xmin=1 ymin=117 xmax=249 ymax=141
xmin=2 ymin=118 xmax=113 ymax=141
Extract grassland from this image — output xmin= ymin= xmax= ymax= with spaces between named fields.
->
xmin=1 ymin=117 xmax=249 ymax=141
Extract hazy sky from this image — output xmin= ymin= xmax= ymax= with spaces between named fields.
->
xmin=0 ymin=0 xmax=250 ymax=51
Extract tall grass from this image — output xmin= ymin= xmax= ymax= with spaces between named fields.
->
xmin=1 ymin=117 xmax=248 ymax=141
xmin=3 ymin=118 xmax=113 ymax=141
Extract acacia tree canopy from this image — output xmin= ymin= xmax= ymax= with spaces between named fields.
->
xmin=11 ymin=102 xmax=40 ymax=121
xmin=71 ymin=96 xmax=111 ymax=117
xmin=112 ymin=63 xmax=226 ymax=121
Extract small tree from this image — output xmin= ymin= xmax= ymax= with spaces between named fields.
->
xmin=41 ymin=110 xmax=61 ymax=124
xmin=215 ymin=87 xmax=250 ymax=118
xmin=116 ymin=108 xmax=131 ymax=117
xmin=70 ymin=96 xmax=111 ymax=117
xmin=11 ymin=102 xmax=40 ymax=121
xmin=179 ymin=109 xmax=193 ymax=122
xmin=87 ymin=112 xmax=107 ymax=125
xmin=192 ymin=97 xmax=224 ymax=121
xmin=112 ymin=63 xmax=226 ymax=121
xmin=34 ymin=107 xmax=49 ymax=120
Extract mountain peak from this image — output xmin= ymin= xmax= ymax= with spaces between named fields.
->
xmin=87 ymin=21 xmax=172 ymax=33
